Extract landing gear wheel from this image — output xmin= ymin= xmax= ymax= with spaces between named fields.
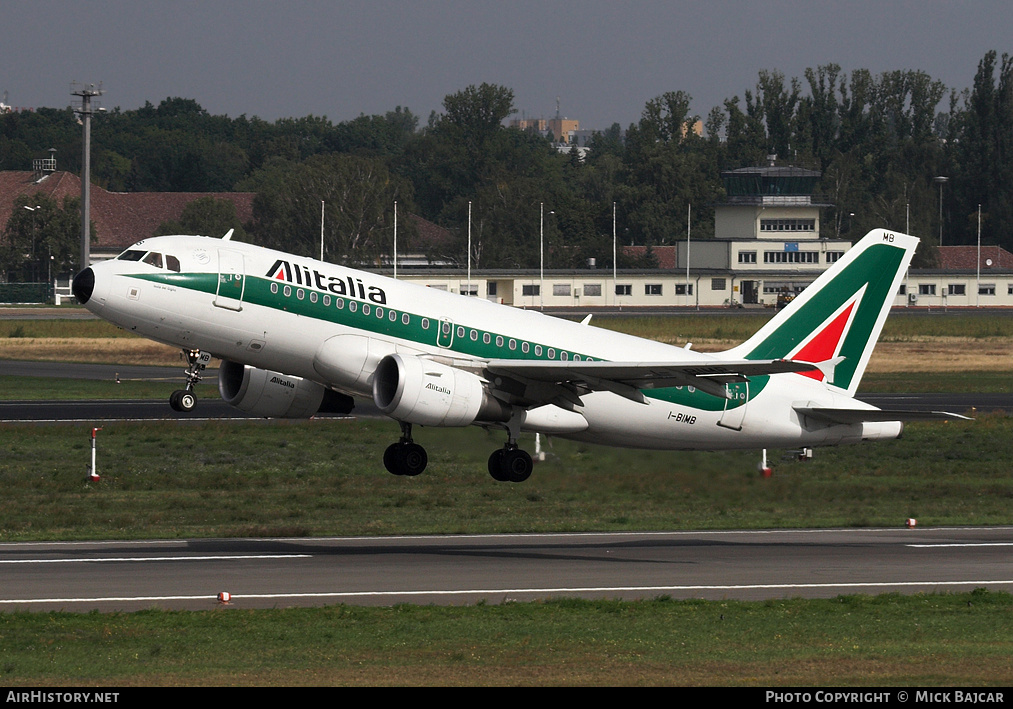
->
xmin=502 ymin=448 xmax=533 ymax=483
xmin=169 ymin=389 xmax=196 ymax=412
xmin=401 ymin=443 xmax=427 ymax=477
xmin=488 ymin=449 xmax=509 ymax=482
xmin=383 ymin=443 xmax=402 ymax=475
xmin=383 ymin=424 xmax=428 ymax=477
xmin=488 ymin=448 xmax=533 ymax=482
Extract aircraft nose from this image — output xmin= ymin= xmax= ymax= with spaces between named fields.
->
xmin=72 ymin=267 xmax=95 ymax=304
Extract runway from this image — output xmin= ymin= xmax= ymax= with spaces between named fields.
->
xmin=2 ymin=527 xmax=1011 ymax=612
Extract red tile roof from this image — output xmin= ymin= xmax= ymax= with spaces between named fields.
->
xmin=0 ymin=171 xmax=254 ymax=252
xmin=937 ymin=245 xmax=1013 ymax=270
xmin=622 ymin=245 xmax=677 ymax=269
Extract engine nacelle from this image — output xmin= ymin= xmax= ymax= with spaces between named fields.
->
xmin=372 ymin=354 xmax=509 ymax=427
xmin=218 ymin=360 xmax=352 ymax=418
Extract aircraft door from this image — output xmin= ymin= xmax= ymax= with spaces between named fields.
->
xmin=717 ymin=381 xmax=748 ymax=431
xmin=437 ymin=318 xmax=455 ymax=348
xmin=215 ymin=249 xmax=245 ymax=311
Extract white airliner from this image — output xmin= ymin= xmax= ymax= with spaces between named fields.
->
xmin=71 ymin=228 xmax=961 ymax=482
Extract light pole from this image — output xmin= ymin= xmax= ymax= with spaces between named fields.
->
xmin=935 ymin=176 xmax=948 ymax=247
xmin=72 ymin=82 xmax=104 ymax=271
xmin=467 ymin=201 xmax=472 ymax=296
xmin=23 ymin=205 xmax=40 ymax=281
xmin=539 ymin=202 xmax=544 ymax=308
xmin=612 ymin=202 xmax=617 ymax=307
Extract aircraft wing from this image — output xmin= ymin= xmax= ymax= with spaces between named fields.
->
xmin=484 ymin=358 xmax=821 ymax=403
xmin=793 ymin=407 xmax=972 ymax=424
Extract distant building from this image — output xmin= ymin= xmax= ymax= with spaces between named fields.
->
xmin=0 ymin=168 xmax=254 ymax=263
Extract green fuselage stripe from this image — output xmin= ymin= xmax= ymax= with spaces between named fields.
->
xmin=131 ymin=271 xmax=755 ymax=412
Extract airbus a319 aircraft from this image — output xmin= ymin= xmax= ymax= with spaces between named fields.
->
xmin=71 ymin=228 xmax=960 ymax=483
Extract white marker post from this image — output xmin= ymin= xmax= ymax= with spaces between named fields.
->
xmin=88 ymin=427 xmax=103 ymax=482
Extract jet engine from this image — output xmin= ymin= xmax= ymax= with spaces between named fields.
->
xmin=218 ymin=360 xmax=352 ymax=418
xmin=372 ymin=354 xmax=509 ymax=427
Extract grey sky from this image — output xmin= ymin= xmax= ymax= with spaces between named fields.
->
xmin=3 ymin=1 xmax=1010 ymax=132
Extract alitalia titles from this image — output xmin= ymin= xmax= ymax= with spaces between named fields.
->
xmin=267 ymin=260 xmax=387 ymax=304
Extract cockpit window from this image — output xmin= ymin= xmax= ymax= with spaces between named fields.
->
xmin=117 ymin=249 xmax=180 ymax=272
xmin=142 ymin=252 xmax=163 ymax=268
xmin=117 ymin=250 xmax=147 ymax=261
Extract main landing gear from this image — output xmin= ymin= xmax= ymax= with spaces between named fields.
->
xmin=383 ymin=419 xmax=535 ymax=483
xmin=487 ymin=446 xmax=533 ymax=483
xmin=487 ymin=413 xmax=533 ymax=482
xmin=169 ymin=348 xmax=210 ymax=413
xmin=383 ymin=422 xmax=429 ymax=477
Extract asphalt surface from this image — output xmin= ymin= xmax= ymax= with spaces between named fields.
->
xmin=2 ymin=527 xmax=1011 ymax=611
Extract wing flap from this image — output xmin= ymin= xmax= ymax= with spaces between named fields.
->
xmin=486 ymin=358 xmax=821 ymax=402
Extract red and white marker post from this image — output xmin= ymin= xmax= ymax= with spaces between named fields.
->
xmin=88 ymin=427 xmax=103 ymax=482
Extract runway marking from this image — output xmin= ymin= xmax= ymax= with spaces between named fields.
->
xmin=0 ymin=554 xmax=311 ymax=564
xmin=908 ymin=542 xmax=1013 ymax=548
xmin=4 ymin=579 xmax=1013 ymax=606
xmin=1 ymin=526 xmax=1011 ymax=549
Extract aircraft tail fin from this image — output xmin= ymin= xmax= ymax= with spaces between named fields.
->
xmin=724 ymin=229 xmax=917 ymax=396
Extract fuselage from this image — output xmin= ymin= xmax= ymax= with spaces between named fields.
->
xmin=75 ymin=234 xmax=899 ymax=451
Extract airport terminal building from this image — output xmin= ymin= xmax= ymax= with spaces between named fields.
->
xmin=394 ymin=165 xmax=1013 ymax=310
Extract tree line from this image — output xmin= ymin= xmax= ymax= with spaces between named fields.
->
xmin=2 ymin=50 xmax=1011 ymax=279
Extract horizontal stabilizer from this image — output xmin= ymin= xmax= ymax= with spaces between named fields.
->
xmin=795 ymin=407 xmax=972 ymax=425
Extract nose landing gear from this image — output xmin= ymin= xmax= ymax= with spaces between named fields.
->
xmin=169 ymin=349 xmax=210 ymax=413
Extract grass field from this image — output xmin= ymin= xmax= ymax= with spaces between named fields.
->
xmin=4 ymin=592 xmax=1011 ymax=686
xmin=0 ymin=414 xmax=1000 ymax=539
